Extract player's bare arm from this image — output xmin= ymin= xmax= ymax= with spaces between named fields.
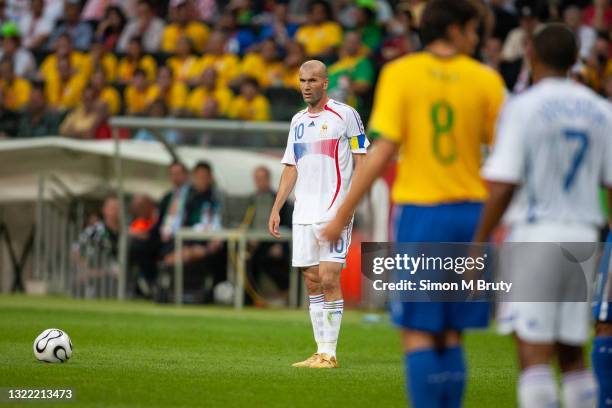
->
xmin=268 ymin=164 xmax=297 ymax=238
xmin=472 ymin=181 xmax=516 ymax=242
xmin=322 ymin=139 xmax=397 ymax=241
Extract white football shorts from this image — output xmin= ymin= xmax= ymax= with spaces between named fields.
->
xmin=291 ymin=221 xmax=353 ymax=268
xmin=496 ymin=222 xmax=598 ymax=345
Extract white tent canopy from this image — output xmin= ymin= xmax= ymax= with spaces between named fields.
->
xmin=0 ymin=138 xmax=285 ymax=202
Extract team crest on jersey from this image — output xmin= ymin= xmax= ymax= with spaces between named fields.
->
xmin=320 ymin=123 xmax=328 ymax=137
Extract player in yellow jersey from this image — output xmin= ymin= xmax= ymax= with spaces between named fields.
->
xmin=323 ymin=0 xmax=506 ymax=406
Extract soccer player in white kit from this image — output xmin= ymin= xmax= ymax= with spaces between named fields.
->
xmin=473 ymin=24 xmax=612 ymax=408
xmin=268 ymin=60 xmax=369 ymax=368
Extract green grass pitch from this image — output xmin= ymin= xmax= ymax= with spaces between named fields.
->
xmin=0 ymin=295 xmax=517 ymax=407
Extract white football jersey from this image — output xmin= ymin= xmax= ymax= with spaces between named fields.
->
xmin=483 ymin=78 xmax=612 ymax=226
xmin=282 ymin=99 xmax=369 ymax=224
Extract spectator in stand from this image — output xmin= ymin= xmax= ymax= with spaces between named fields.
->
xmin=74 ymin=195 xmax=120 ymax=295
xmin=86 ymin=41 xmax=117 ymax=82
xmin=295 ymin=0 xmax=342 ymax=59
xmin=281 ymin=40 xmax=304 ymax=90
xmin=134 ymin=100 xmax=181 ymax=143
xmin=215 ymin=9 xmax=257 ymax=56
xmin=45 ymin=56 xmax=85 ymax=111
xmin=0 ymin=22 xmax=36 ymax=79
xmin=0 ymin=58 xmax=30 ymax=111
xmin=117 ymin=0 xmax=164 ymax=53
xmin=153 ymin=160 xmax=191 ymax=258
xmin=245 ymin=165 xmax=291 ymax=303
xmin=17 ymin=83 xmax=62 ymax=137
xmin=353 ymin=1 xmax=383 ymax=53
xmin=162 ymin=0 xmax=209 ymax=54
xmin=162 ymin=161 xmax=225 ymax=303
xmin=39 ymin=33 xmax=90 ymax=83
xmin=18 ymin=0 xmax=53 ymax=50
xmin=238 ymin=38 xmax=284 ymax=88
xmin=258 ymin=1 xmax=298 ymax=49
xmin=328 ymin=31 xmax=374 ymax=111
xmin=582 ymin=0 xmax=612 ymax=31
xmin=381 ymin=2 xmax=417 ymax=63
xmin=47 ymin=0 xmax=94 ymax=52
xmin=117 ymin=36 xmax=157 ymax=84
xmin=124 ymin=68 xmax=151 ymax=115
xmin=145 ymin=65 xmax=187 ymax=115
xmin=501 ymin=1 xmax=542 ymax=63
xmin=186 ymin=66 xmax=233 ymax=118
xmin=564 ymin=5 xmax=597 ymax=61
xmin=93 ymin=5 xmax=126 ymax=51
xmin=228 ymin=76 xmax=270 ymax=121
xmin=198 ymin=30 xmax=240 ymax=86
xmin=489 ymin=0 xmax=518 ymax=42
xmin=166 ymin=35 xmax=200 ymax=84
xmin=59 ymin=84 xmax=104 ymax=138
xmin=128 ymin=193 xmax=158 ymax=298
xmin=604 ymin=66 xmax=612 ymax=100
xmin=90 ymin=67 xmax=120 ymax=115
xmin=0 ymin=89 xmax=20 ymax=137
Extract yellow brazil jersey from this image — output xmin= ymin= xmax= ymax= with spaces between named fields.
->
xmin=369 ymin=52 xmax=506 ymax=205
xmin=161 ymin=22 xmax=209 ymax=54
xmin=40 ymin=52 xmax=90 ymax=82
xmin=124 ymin=85 xmax=151 ymax=114
xmin=45 ymin=75 xmax=85 ymax=110
xmin=282 ymin=66 xmax=300 ymax=90
xmin=227 ymin=94 xmax=270 ymax=121
xmin=98 ymin=86 xmax=121 ymax=115
xmin=145 ymin=82 xmax=188 ymax=111
xmin=117 ymin=56 xmax=157 ymax=83
xmin=0 ymin=77 xmax=31 ymax=111
xmin=198 ymin=54 xmax=240 ymax=86
xmin=187 ymin=86 xmax=233 ymax=117
xmin=85 ymin=53 xmax=118 ymax=82
xmin=167 ymin=56 xmax=201 ymax=83
xmin=240 ymin=53 xmax=284 ymax=88
xmin=295 ymin=21 xmax=342 ymax=56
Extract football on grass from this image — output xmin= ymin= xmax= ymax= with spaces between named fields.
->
xmin=33 ymin=328 xmax=73 ymax=363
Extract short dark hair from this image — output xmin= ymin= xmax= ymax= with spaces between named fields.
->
xmin=241 ymin=76 xmax=260 ymax=90
xmin=532 ymin=23 xmax=578 ymax=72
xmin=170 ymin=160 xmax=188 ymax=172
xmin=309 ymin=0 xmax=332 ymax=19
xmin=420 ymin=0 xmax=481 ymax=45
xmin=194 ymin=161 xmax=213 ymax=174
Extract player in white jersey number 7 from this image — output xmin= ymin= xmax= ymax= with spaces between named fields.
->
xmin=268 ymin=60 xmax=369 ymax=368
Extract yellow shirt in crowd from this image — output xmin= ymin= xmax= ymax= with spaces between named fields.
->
xmin=198 ymin=54 xmax=240 ymax=86
xmin=124 ymin=85 xmax=151 ymax=115
xmin=85 ymin=53 xmax=118 ymax=82
xmin=40 ymin=52 xmax=90 ymax=82
xmin=45 ymin=75 xmax=85 ymax=110
xmin=0 ymin=77 xmax=31 ymax=111
xmin=117 ymin=56 xmax=157 ymax=83
xmin=295 ymin=22 xmax=342 ymax=56
xmin=369 ymin=52 xmax=506 ymax=204
xmin=98 ymin=86 xmax=121 ymax=115
xmin=240 ymin=53 xmax=285 ymax=88
xmin=146 ymin=82 xmax=188 ymax=111
xmin=162 ymin=22 xmax=209 ymax=54
xmin=167 ymin=56 xmax=201 ymax=83
xmin=187 ymin=86 xmax=233 ymax=117
xmin=228 ymin=94 xmax=270 ymax=121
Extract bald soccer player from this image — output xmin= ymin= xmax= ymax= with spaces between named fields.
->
xmin=268 ymin=60 xmax=369 ymax=368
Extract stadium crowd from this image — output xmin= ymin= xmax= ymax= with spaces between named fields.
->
xmin=0 ymin=0 xmax=609 ymax=141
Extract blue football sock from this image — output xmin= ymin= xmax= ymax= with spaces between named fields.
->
xmin=593 ymin=336 xmax=612 ymax=408
xmin=405 ymin=349 xmax=443 ymax=408
xmin=440 ymin=346 xmax=466 ymax=408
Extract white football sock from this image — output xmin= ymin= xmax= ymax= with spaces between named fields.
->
xmin=308 ymin=294 xmax=324 ymax=354
xmin=320 ymin=300 xmax=344 ymax=357
xmin=562 ymin=369 xmax=596 ymax=408
xmin=518 ymin=365 xmax=559 ymax=408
